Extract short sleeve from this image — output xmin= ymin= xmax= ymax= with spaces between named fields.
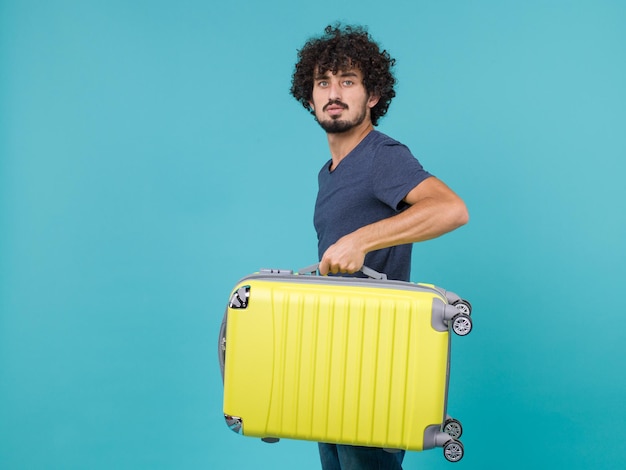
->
xmin=370 ymin=142 xmax=432 ymax=211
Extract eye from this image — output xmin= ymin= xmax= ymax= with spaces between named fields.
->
xmin=343 ymin=80 xmax=354 ymax=86
xmin=318 ymin=80 xmax=329 ymax=87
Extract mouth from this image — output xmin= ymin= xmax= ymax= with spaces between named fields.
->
xmin=326 ymin=108 xmax=345 ymax=117
xmin=323 ymin=101 xmax=348 ymax=116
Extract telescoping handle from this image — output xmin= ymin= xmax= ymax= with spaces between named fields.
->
xmin=297 ymin=263 xmax=388 ymax=280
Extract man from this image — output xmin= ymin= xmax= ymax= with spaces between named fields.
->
xmin=290 ymin=24 xmax=469 ymax=469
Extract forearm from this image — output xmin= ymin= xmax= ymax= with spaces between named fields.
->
xmin=353 ymin=194 xmax=469 ymax=252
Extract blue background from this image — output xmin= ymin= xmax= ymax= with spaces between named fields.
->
xmin=1 ymin=1 xmax=625 ymax=468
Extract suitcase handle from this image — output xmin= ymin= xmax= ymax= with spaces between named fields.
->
xmin=297 ymin=263 xmax=388 ymax=280
xmin=360 ymin=265 xmax=388 ymax=280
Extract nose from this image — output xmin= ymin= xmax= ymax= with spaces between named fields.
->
xmin=328 ymin=80 xmax=341 ymax=101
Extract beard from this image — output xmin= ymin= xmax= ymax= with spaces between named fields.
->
xmin=315 ymin=100 xmax=368 ymax=134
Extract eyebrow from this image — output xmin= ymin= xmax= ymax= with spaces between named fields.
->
xmin=314 ymin=70 xmax=360 ymax=80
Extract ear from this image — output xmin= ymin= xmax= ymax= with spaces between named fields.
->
xmin=367 ymin=93 xmax=380 ymax=109
xmin=308 ymin=100 xmax=315 ymax=111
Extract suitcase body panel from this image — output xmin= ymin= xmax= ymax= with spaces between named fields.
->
xmin=221 ymin=272 xmax=454 ymax=451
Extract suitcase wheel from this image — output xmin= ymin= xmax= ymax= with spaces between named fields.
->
xmin=451 ymin=313 xmax=473 ymax=336
xmin=443 ymin=418 xmax=463 ymax=439
xmin=453 ymin=299 xmax=472 ymax=315
xmin=261 ymin=437 xmax=280 ymax=444
xmin=443 ymin=439 xmax=464 ymax=462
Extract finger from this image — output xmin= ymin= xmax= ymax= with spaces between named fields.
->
xmin=318 ymin=259 xmax=329 ymax=276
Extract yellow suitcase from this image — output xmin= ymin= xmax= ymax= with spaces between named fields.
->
xmin=218 ymin=265 xmax=472 ymax=462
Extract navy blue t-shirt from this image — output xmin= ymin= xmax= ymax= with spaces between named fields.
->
xmin=314 ymin=130 xmax=432 ymax=281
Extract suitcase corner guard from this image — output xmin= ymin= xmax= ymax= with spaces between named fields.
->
xmin=224 ymin=415 xmax=243 ymax=434
xmin=223 ymin=415 xmax=281 ymax=444
xmin=424 ymin=425 xmax=465 ymax=463
xmin=432 ymin=297 xmax=474 ymax=337
xmin=229 ymin=286 xmax=250 ymax=309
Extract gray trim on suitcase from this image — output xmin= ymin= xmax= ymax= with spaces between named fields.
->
xmin=243 ymin=267 xmax=450 ymax=298
xmin=218 ymin=309 xmax=227 ymax=381
xmin=424 ymin=424 xmax=455 ymax=449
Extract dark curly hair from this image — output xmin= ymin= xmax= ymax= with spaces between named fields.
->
xmin=290 ymin=24 xmax=397 ymax=126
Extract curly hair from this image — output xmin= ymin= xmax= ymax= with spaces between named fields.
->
xmin=290 ymin=24 xmax=397 ymax=126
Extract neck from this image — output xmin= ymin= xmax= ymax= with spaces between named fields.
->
xmin=326 ymin=122 xmax=374 ymax=170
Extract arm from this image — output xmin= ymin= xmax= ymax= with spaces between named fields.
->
xmin=318 ymin=177 xmax=469 ymax=275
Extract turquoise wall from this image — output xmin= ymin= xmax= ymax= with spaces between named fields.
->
xmin=1 ymin=1 xmax=624 ymax=468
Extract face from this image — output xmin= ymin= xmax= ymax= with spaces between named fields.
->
xmin=309 ymin=67 xmax=380 ymax=134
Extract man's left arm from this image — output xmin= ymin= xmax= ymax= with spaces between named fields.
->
xmin=318 ymin=176 xmax=469 ymax=275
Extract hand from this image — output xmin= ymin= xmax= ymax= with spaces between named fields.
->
xmin=318 ymin=234 xmax=366 ymax=276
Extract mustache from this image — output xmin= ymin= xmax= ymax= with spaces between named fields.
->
xmin=323 ymin=100 xmax=348 ymax=111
